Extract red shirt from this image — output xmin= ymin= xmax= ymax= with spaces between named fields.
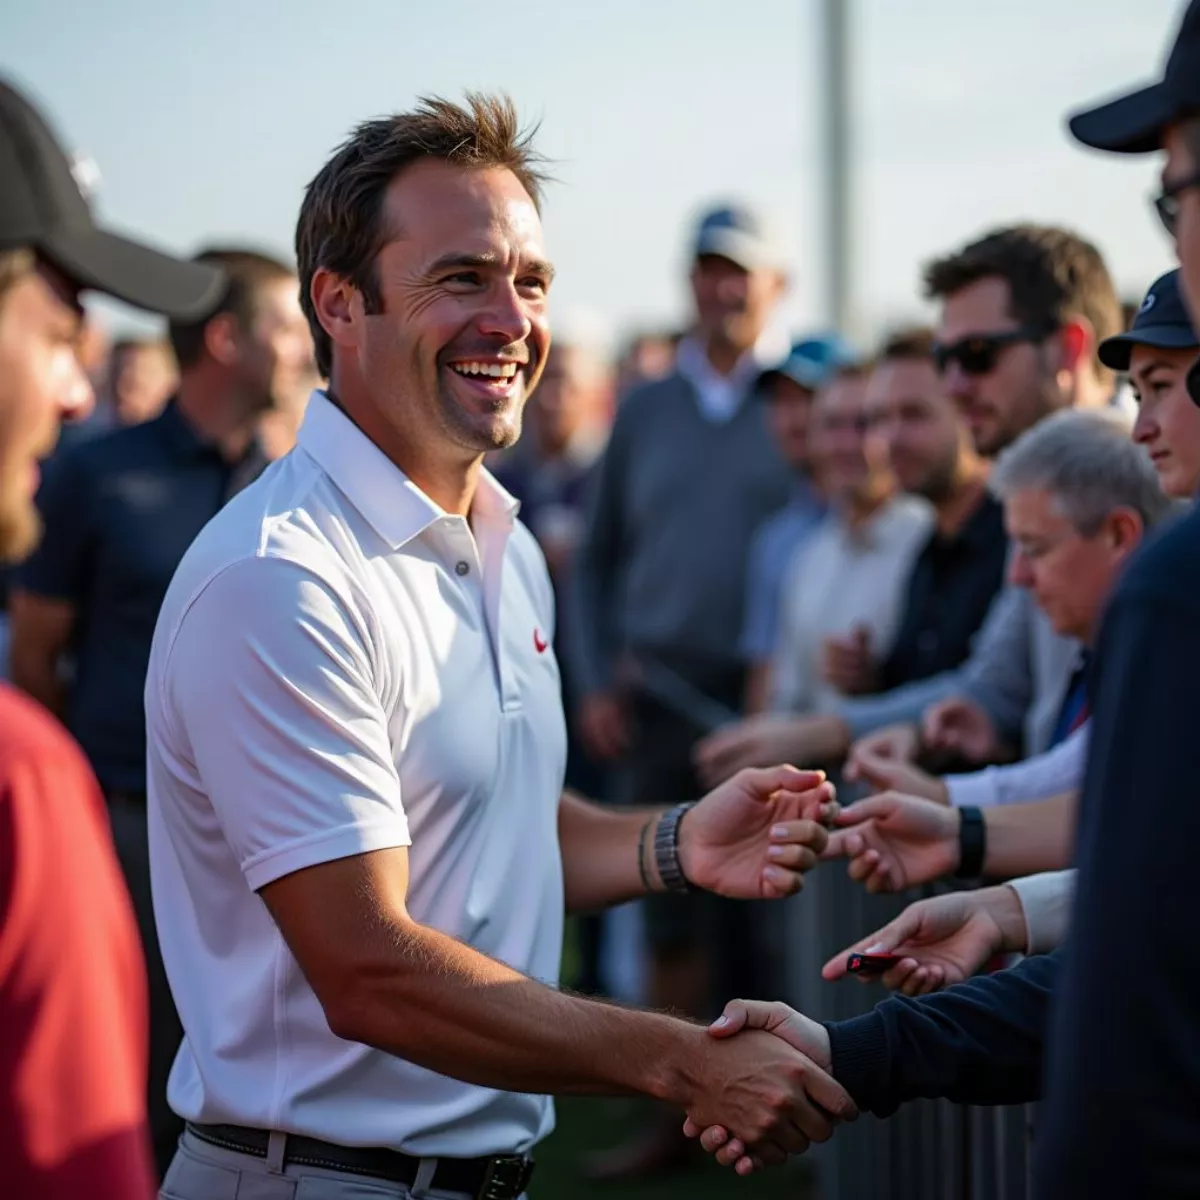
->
xmin=0 ymin=684 xmax=154 ymax=1200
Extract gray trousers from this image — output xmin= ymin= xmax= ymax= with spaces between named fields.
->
xmin=161 ymin=1129 xmax=518 ymax=1200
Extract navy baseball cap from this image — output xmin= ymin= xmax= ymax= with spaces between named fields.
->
xmin=759 ymin=335 xmax=855 ymax=392
xmin=1099 ymin=270 xmax=1198 ymax=370
xmin=692 ymin=204 xmax=785 ymax=272
xmin=1068 ymin=0 xmax=1200 ymax=154
xmin=0 ymin=79 xmax=224 ymax=317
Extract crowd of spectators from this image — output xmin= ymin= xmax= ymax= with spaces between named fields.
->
xmin=6 ymin=2 xmax=1200 ymax=1195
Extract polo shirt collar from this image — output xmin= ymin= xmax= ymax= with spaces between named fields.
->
xmin=295 ymin=390 xmax=520 ymax=549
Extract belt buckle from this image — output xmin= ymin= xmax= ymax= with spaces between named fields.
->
xmin=476 ymin=1154 xmax=532 ymax=1200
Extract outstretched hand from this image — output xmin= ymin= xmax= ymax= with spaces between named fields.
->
xmin=821 ymin=885 xmax=1028 ymax=995
xmin=822 ymin=791 xmax=961 ymax=893
xmin=845 ymin=743 xmax=949 ymax=805
xmin=679 ymin=765 xmax=837 ymax=900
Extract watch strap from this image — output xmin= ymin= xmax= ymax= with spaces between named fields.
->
xmin=654 ymin=802 xmax=696 ymax=893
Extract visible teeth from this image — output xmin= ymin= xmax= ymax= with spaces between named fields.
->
xmin=450 ymin=361 xmax=518 ymax=379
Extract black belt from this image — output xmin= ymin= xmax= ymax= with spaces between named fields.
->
xmin=104 ymin=787 xmax=147 ymax=806
xmin=187 ymin=1123 xmax=534 ymax=1199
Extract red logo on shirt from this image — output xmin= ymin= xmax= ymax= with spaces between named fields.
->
xmin=534 ymin=629 xmax=548 ymax=654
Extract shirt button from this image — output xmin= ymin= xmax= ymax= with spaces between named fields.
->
xmin=455 ymin=561 xmax=470 ymax=577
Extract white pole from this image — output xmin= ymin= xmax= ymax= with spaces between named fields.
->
xmin=820 ymin=0 xmax=853 ymax=336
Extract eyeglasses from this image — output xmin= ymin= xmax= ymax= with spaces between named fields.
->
xmin=932 ymin=323 xmax=1058 ymax=377
xmin=1153 ymin=168 xmax=1200 ymax=237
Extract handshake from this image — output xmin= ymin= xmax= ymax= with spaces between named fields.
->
xmin=676 ymin=997 xmax=856 ymax=1176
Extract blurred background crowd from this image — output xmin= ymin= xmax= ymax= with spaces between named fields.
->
xmin=1 ymin=1 xmax=1195 ymax=1197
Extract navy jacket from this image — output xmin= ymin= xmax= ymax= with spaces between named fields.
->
xmin=1035 ymin=505 xmax=1200 ymax=1197
xmin=827 ymin=950 xmax=1057 ymax=1115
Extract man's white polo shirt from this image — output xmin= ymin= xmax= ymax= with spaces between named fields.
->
xmin=145 ymin=391 xmax=567 ymax=1157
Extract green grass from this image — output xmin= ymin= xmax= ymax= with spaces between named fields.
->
xmin=529 ymin=1096 xmax=818 ymax=1200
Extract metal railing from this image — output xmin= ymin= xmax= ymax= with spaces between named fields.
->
xmin=780 ymin=800 xmax=1034 ymax=1200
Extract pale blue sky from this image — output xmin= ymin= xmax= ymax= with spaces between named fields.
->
xmin=1 ymin=0 xmax=1185 ymax=348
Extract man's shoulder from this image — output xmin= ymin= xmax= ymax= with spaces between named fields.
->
xmin=884 ymin=493 xmax=936 ymax=539
xmin=753 ymin=493 xmax=822 ymax=553
xmin=1117 ymin=503 xmax=1200 ymax=611
xmin=159 ymin=458 xmax=356 ymax=628
xmin=56 ymin=411 xmax=169 ymax=472
xmin=613 ymin=372 xmax=690 ymax=424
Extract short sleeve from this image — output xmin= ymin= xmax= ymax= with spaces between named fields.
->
xmin=17 ymin=448 xmax=96 ymax=602
xmin=159 ymin=556 xmax=409 ymax=892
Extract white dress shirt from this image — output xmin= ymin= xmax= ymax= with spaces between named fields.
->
xmin=145 ymin=391 xmax=567 ymax=1157
xmin=1009 ymin=870 xmax=1076 ymax=954
xmin=769 ymin=497 xmax=934 ymax=714
xmin=674 ymin=329 xmax=790 ymax=423
xmin=945 ymin=721 xmax=1089 ymax=809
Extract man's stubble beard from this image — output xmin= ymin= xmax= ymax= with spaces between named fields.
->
xmin=913 ymin=452 xmax=961 ymax=505
xmin=436 ymin=377 xmax=526 ymax=455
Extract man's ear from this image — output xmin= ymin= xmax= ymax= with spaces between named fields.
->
xmin=1106 ymin=507 xmax=1144 ymax=556
xmin=310 ymin=268 xmax=361 ymax=365
xmin=1055 ymin=318 xmax=1092 ymax=377
xmin=201 ymin=312 xmax=241 ymax=367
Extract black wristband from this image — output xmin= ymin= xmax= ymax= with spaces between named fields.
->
xmin=956 ymin=806 xmax=987 ymax=879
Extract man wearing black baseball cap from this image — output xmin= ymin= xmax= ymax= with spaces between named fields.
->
xmin=0 ymin=78 xmax=221 ymax=1200
xmin=1070 ymin=0 xmax=1200 ymax=320
xmin=1101 ymin=268 xmax=1200 ymax=498
xmin=1034 ymin=3 xmax=1200 ymax=1193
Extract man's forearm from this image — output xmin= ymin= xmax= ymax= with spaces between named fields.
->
xmin=982 ymin=790 xmax=1076 ymax=879
xmin=835 ymin=673 xmax=957 ymax=742
xmin=326 ymin=908 xmax=700 ymax=1104
xmin=743 ymin=661 xmax=772 ymax=716
xmin=826 ymin=949 xmax=1059 ymax=1116
xmin=559 ymin=790 xmax=665 ymax=912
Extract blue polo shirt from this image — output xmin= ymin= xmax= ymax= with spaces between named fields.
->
xmin=18 ymin=401 xmax=266 ymax=793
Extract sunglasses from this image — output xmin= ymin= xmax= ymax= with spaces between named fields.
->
xmin=932 ymin=322 xmax=1058 ymax=377
xmin=1153 ymin=168 xmax=1200 ymax=237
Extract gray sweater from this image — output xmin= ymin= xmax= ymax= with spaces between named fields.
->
xmin=570 ymin=372 xmax=792 ymax=695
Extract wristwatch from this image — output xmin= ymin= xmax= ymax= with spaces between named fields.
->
xmin=654 ymin=802 xmax=696 ymax=893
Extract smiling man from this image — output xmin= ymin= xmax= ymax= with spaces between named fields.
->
xmin=145 ymin=94 xmax=853 ymax=1200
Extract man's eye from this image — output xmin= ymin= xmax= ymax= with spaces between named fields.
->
xmin=519 ymin=276 xmax=548 ymax=293
xmin=446 ymin=272 xmax=482 ymax=286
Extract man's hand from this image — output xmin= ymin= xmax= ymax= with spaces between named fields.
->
xmin=844 ymin=722 xmax=921 ymax=781
xmin=922 ymin=697 xmax=1006 ymax=765
xmin=824 ymin=791 xmax=960 ymax=893
xmin=679 ymin=766 xmax=836 ymax=899
xmin=693 ymin=714 xmax=847 ymax=789
xmin=845 ymin=743 xmax=949 ymax=805
xmin=682 ymin=1000 xmax=853 ymax=1176
xmin=578 ymin=690 xmax=629 ymax=761
xmin=821 ymin=625 xmax=878 ymax=695
xmin=821 ymin=885 xmax=1028 ymax=996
